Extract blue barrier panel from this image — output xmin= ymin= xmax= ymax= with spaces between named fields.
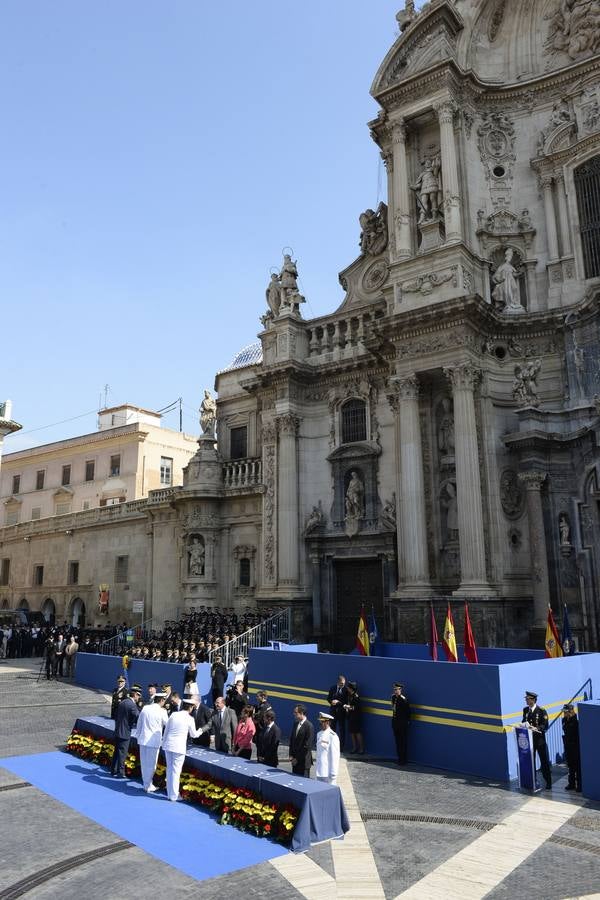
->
xmin=248 ymin=647 xmax=600 ymax=781
xmin=75 ymin=654 xmax=211 ymax=701
xmin=377 ymin=643 xmax=545 ymax=664
xmin=579 ymin=700 xmax=600 ymax=800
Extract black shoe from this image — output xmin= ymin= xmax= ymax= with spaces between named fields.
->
xmin=545 ymin=783 xmax=552 ymax=790
xmin=565 ymin=785 xmax=575 ymax=791
xmin=576 ymin=788 xmax=582 ymax=793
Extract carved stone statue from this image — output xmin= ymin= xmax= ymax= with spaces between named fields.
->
xmin=583 ymin=98 xmax=600 ymax=133
xmin=413 ymin=156 xmax=442 ymax=223
xmin=304 ymin=502 xmax=325 ymax=535
xmin=512 ymin=359 xmax=542 ymax=407
xmin=359 ymin=202 xmax=388 ymax=256
xmin=381 ymin=494 xmax=396 ymax=530
xmin=559 ymin=513 xmax=571 ymax=546
xmin=345 ymin=471 xmax=364 ymax=520
xmin=266 ymin=273 xmax=281 ymax=317
xmin=437 ymin=398 xmax=455 ymax=456
xmin=199 ymin=390 xmax=217 ymax=436
xmin=440 ymin=481 xmax=458 ymax=541
xmin=546 ymin=0 xmax=600 ymax=62
xmin=492 ymin=248 xmax=525 ymax=313
xmin=278 ymin=254 xmax=305 ymax=314
xmin=188 ymin=536 xmax=205 ymax=576
xmin=500 ymin=470 xmax=524 ymax=518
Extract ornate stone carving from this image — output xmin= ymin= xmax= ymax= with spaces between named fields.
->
xmin=263 ymin=444 xmax=276 ymax=582
xmin=500 ymin=469 xmax=525 ymax=519
xmin=512 ymin=359 xmax=542 ymax=407
xmin=488 ymin=0 xmax=506 ymax=42
xmin=443 ymin=365 xmax=481 ymax=392
xmin=559 ymin=512 xmax=572 ymax=552
xmin=491 ymin=248 xmax=526 ymax=314
xmin=381 ymin=493 xmax=396 ymax=530
xmin=265 ymin=254 xmax=305 ymax=318
xmin=437 ymin=398 xmax=455 ymax=456
xmin=545 ymin=0 xmax=600 ymax=63
xmin=261 ymin=421 xmax=277 ymax=444
xmin=476 ymin=207 xmax=536 ymax=252
xmin=412 ymin=155 xmax=442 ymax=223
xmin=304 ymin=501 xmax=325 ymax=535
xmin=359 ymin=202 xmax=388 ymax=256
xmin=394 ymin=374 xmax=419 ymax=401
xmin=440 ymin=479 xmax=458 ymax=542
xmin=362 ymin=259 xmax=389 ymax=293
xmin=518 ymin=471 xmax=547 ymax=491
xmin=182 ymin=506 xmax=218 ymax=531
xmin=582 ymin=91 xmax=600 ymax=134
xmin=538 ymin=99 xmax=577 ymax=156
xmin=199 ymin=390 xmax=217 ymax=437
xmin=276 ymin=413 xmax=300 ymax=436
xmin=477 ymin=111 xmax=516 ymax=184
xmin=397 ymin=331 xmax=480 ymax=360
xmin=187 ymin=535 xmax=205 ymax=576
xmin=402 ymin=267 xmax=458 ymax=295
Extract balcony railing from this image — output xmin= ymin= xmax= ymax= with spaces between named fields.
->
xmin=222 ymin=457 xmax=262 ymax=489
xmin=307 ymin=306 xmax=386 ymax=362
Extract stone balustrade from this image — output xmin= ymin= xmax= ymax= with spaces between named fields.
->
xmin=0 ymin=498 xmax=149 ymax=540
xmin=222 ymin=457 xmax=262 ymax=489
xmin=307 ymin=309 xmax=384 ymax=362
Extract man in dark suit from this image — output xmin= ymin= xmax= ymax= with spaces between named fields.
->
xmin=562 ymin=703 xmax=581 ymax=792
xmin=191 ymin=697 xmax=213 ymax=747
xmin=256 ymin=711 xmax=281 ymax=767
xmin=53 ymin=634 xmax=67 ymax=678
xmin=522 ymin=690 xmax=552 ymax=789
xmin=391 ymin=682 xmax=411 ymax=765
xmin=110 ymin=675 xmax=127 ymax=719
xmin=210 ymin=656 xmax=228 ymax=705
xmin=327 ymin=675 xmax=349 ymax=752
xmin=202 ymin=696 xmax=237 ymax=753
xmin=111 ymin=687 xmax=141 ymax=777
xmin=289 ymin=705 xmax=314 ymax=777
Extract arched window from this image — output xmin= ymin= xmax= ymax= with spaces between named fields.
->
xmin=575 ymin=156 xmax=600 ymax=278
xmin=239 ymin=558 xmax=251 ymax=587
xmin=341 ymin=399 xmax=367 ymax=444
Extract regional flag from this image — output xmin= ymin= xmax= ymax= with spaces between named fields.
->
xmin=463 ymin=602 xmax=479 ymax=664
xmin=442 ymin=603 xmax=458 ymax=662
xmin=429 ymin=604 xmax=439 ymax=661
xmin=545 ymin=605 xmax=564 ymax=658
xmin=561 ymin=604 xmax=575 ymax=656
xmin=356 ymin=606 xmax=370 ymax=656
xmin=368 ymin=607 xmax=379 ymax=656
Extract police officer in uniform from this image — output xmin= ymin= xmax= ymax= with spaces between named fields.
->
xmin=562 ymin=703 xmax=582 ymax=792
xmin=391 ymin=682 xmax=411 ymax=765
xmin=522 ymin=690 xmax=552 ymax=790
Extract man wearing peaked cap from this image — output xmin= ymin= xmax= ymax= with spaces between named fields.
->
xmin=522 ymin=689 xmax=552 ymax=790
xmin=110 ymin=675 xmax=127 ymax=721
xmin=315 ymin=712 xmax=340 ymax=785
xmin=136 ymin=693 xmax=168 ymax=791
xmin=111 ymin=686 xmax=141 ymax=778
xmin=562 ymin=703 xmax=581 ymax=793
xmin=161 ymin=697 xmax=203 ymax=801
xmin=391 ymin=682 xmax=411 ymax=766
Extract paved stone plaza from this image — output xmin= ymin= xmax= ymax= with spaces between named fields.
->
xmin=1 ymin=658 xmax=599 ymax=899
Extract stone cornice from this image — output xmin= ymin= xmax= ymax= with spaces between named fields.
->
xmin=1 ymin=424 xmax=150 ymax=465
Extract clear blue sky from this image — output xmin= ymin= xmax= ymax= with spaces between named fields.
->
xmin=1 ymin=1 xmax=407 ymax=450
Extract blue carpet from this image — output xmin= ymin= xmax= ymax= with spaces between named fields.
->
xmin=1 ymin=752 xmax=288 ymax=881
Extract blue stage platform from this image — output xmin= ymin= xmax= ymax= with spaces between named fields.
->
xmin=578 ymin=700 xmax=600 ymax=801
xmin=248 ymin=646 xmax=600 ymax=782
xmin=1 ymin=751 xmax=288 ymax=882
xmin=75 ymin=653 xmax=212 ymax=702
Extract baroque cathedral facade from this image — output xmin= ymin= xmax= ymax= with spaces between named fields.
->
xmin=3 ymin=0 xmax=600 ymax=650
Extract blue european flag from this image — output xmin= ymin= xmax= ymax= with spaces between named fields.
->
xmin=561 ymin=604 xmax=575 ymax=656
xmin=368 ymin=608 xmax=379 ymax=656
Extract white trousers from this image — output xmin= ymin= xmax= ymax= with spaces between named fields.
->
xmin=139 ymin=744 xmax=160 ymax=790
xmin=317 ymin=775 xmax=337 ymax=785
xmin=164 ymin=750 xmax=185 ymax=801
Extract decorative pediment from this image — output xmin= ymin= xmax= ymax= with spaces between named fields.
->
xmin=476 ymin=207 xmax=536 ymax=252
xmin=327 ymin=442 xmax=381 ymax=463
xmin=52 ymin=487 xmax=74 ymax=498
xmin=371 ymin=2 xmax=463 ymax=97
xmin=540 ymin=121 xmax=577 ymax=157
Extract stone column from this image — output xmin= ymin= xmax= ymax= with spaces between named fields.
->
xmin=276 ymin=413 xmax=301 ymax=588
xmin=541 ymin=175 xmax=560 ymax=260
xmin=444 ymin=365 xmax=493 ymax=595
xmin=310 ymin=553 xmax=321 ymax=631
xmin=391 ymin=119 xmax=412 ymax=258
xmin=554 ymin=170 xmax=572 ymax=257
xmin=435 ymin=101 xmax=462 ymax=242
xmin=518 ymin=471 xmax=550 ymax=627
xmin=389 ymin=375 xmax=430 ymax=595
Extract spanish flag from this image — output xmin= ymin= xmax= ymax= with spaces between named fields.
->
xmin=356 ymin=606 xmax=370 ymax=656
xmin=442 ymin=602 xmax=458 ymax=662
xmin=545 ymin=605 xmax=564 ymax=658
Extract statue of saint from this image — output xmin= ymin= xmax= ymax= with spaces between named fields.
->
xmin=358 ymin=202 xmax=388 ymax=256
xmin=492 ymin=248 xmax=524 ymax=312
xmin=199 ymin=389 xmax=217 ymax=436
xmin=512 ymin=359 xmax=542 ymax=406
xmin=278 ymin=254 xmax=305 ymax=314
xmin=188 ymin=537 xmax=205 ymax=576
xmin=345 ymin=471 xmax=364 ymax=520
xmin=381 ymin=494 xmax=396 ymax=530
xmin=413 ymin=156 xmax=442 ymax=223
xmin=559 ymin=514 xmax=571 ymax=546
xmin=437 ymin=398 xmax=455 ymax=455
xmin=441 ymin=481 xmax=458 ymax=540
xmin=266 ymin=273 xmax=281 ymax=317
xmin=304 ymin=502 xmax=325 ymax=535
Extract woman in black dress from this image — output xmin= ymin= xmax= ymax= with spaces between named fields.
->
xmin=183 ymin=654 xmax=200 ymax=697
xmin=344 ymin=682 xmax=364 ymax=754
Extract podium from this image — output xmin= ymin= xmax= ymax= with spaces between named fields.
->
xmin=515 ymin=725 xmax=540 ymax=792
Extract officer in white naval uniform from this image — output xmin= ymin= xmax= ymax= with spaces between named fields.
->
xmin=315 ymin=712 xmax=340 ymax=785
xmin=135 ymin=693 xmax=168 ymax=791
xmin=161 ymin=697 xmax=203 ymax=801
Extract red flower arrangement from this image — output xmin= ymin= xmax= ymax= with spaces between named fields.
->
xmin=66 ymin=728 xmax=298 ymax=843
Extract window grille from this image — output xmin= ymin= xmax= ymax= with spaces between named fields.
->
xmin=575 ymin=156 xmax=600 ymax=278
xmin=341 ymin=399 xmax=367 ymax=443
